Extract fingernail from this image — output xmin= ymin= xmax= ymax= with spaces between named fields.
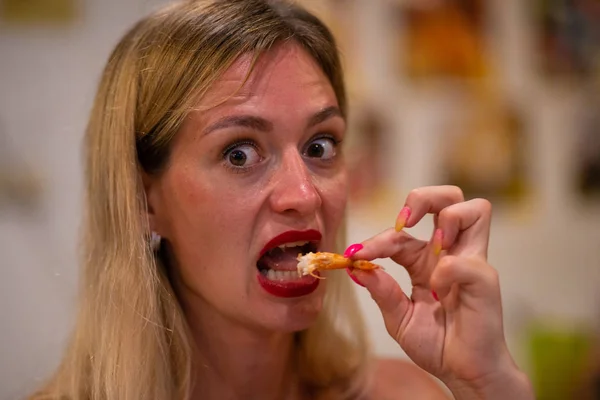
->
xmin=346 ymin=268 xmax=365 ymax=287
xmin=343 ymin=243 xmax=363 ymax=258
xmin=432 ymin=290 xmax=439 ymax=302
xmin=433 ymin=229 xmax=443 ymax=256
xmin=395 ymin=206 xmax=411 ymax=232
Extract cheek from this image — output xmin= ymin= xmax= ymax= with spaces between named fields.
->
xmin=172 ymin=163 xmax=254 ymax=218
xmin=320 ymin=169 xmax=348 ymax=230
xmin=162 ymin=165 xmax=258 ymax=270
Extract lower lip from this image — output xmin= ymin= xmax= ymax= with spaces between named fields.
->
xmin=256 ymin=271 xmax=320 ymax=298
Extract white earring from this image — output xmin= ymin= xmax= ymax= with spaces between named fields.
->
xmin=150 ymin=231 xmax=162 ymax=251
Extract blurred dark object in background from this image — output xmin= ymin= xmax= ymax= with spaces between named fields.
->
xmin=575 ymin=92 xmax=600 ymax=199
xmin=536 ymin=0 xmax=600 ymax=80
xmin=577 ymin=137 xmax=600 ymax=199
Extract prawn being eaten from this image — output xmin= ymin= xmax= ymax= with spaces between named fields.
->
xmin=296 ymin=252 xmax=381 ymax=279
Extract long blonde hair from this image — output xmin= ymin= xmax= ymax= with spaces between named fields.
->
xmin=30 ymin=1 xmax=371 ymax=399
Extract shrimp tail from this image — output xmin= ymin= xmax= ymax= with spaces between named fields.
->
xmin=297 ymin=252 xmax=382 ymax=277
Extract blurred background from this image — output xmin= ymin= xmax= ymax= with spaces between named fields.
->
xmin=0 ymin=0 xmax=599 ymax=399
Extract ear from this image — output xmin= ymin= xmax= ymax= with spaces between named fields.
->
xmin=141 ymin=170 xmax=162 ymax=235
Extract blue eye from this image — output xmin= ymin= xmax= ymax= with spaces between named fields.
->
xmin=223 ymin=142 xmax=262 ymax=168
xmin=305 ymin=136 xmax=338 ymax=160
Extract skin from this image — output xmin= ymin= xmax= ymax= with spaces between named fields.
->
xmin=145 ymin=41 xmax=534 ymax=399
xmin=350 ymin=187 xmax=534 ymax=399
xmin=145 ymin=42 xmax=347 ymax=399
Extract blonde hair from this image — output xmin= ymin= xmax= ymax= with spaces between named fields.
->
xmin=30 ymin=1 xmax=371 ymax=399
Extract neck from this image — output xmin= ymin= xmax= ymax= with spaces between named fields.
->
xmin=182 ymin=294 xmax=301 ymax=400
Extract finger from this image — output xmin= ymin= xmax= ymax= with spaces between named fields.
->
xmin=434 ymin=198 xmax=492 ymax=259
xmin=395 ymin=186 xmax=465 ymax=231
xmin=429 ymin=255 xmax=500 ymax=303
xmin=351 ymin=268 xmax=412 ymax=339
xmin=346 ymin=227 xmax=428 ymax=268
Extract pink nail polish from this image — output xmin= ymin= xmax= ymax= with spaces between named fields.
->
xmin=395 ymin=206 xmax=411 ymax=232
xmin=346 ymin=268 xmax=365 ymax=287
xmin=343 ymin=243 xmax=363 ymax=258
xmin=432 ymin=291 xmax=439 ymax=302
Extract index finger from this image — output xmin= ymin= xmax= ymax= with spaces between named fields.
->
xmin=347 ymin=228 xmax=427 ymax=267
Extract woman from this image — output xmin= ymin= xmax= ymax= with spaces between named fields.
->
xmin=30 ymin=0 xmax=534 ymax=399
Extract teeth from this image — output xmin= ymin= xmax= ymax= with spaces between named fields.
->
xmin=264 ymin=269 xmax=303 ymax=281
xmin=276 ymin=241 xmax=309 ymax=251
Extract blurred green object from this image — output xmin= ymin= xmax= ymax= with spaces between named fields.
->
xmin=529 ymin=324 xmax=593 ymax=400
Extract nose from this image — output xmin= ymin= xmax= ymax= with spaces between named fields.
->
xmin=269 ymin=150 xmax=321 ymax=216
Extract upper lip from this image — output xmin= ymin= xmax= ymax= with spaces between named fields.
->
xmin=259 ymin=229 xmax=322 ymax=258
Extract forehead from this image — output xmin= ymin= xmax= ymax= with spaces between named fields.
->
xmin=195 ymin=42 xmax=339 ymax=115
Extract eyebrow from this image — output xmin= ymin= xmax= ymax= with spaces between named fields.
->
xmin=202 ymin=105 xmax=343 ymax=136
xmin=203 ymin=115 xmax=273 ymax=135
xmin=306 ymin=106 xmax=343 ymax=128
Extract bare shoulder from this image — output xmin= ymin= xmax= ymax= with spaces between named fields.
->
xmin=368 ymin=358 xmax=451 ymax=400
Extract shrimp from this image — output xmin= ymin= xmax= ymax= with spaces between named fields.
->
xmin=296 ymin=252 xmax=381 ymax=279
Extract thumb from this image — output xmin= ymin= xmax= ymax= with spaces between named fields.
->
xmin=351 ymin=268 xmax=411 ymax=339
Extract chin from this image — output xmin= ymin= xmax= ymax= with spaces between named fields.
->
xmin=255 ymin=289 xmax=326 ymax=333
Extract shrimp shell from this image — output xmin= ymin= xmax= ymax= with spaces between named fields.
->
xmin=296 ymin=252 xmax=381 ymax=279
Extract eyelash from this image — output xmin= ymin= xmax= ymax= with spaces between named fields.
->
xmin=315 ymin=132 xmax=337 ymax=141
xmin=310 ymin=133 xmax=342 ymax=152
xmin=220 ymin=132 xmax=343 ymax=174
xmin=221 ymin=138 xmax=256 ymax=157
xmin=221 ymin=138 xmax=260 ymax=174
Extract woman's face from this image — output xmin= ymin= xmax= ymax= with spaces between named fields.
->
xmin=146 ymin=42 xmax=348 ymax=332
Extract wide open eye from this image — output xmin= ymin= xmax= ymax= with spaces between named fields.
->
xmin=223 ymin=141 xmax=262 ymax=169
xmin=304 ymin=136 xmax=338 ymax=160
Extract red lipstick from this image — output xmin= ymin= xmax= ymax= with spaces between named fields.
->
xmin=256 ymin=272 xmax=320 ymax=298
xmin=256 ymin=229 xmax=322 ymax=298
xmin=259 ymin=229 xmax=321 ymax=258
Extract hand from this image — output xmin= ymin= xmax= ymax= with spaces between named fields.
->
xmin=346 ymin=186 xmax=533 ymax=399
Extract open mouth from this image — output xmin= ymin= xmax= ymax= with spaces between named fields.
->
xmin=257 ymin=240 xmax=319 ymax=281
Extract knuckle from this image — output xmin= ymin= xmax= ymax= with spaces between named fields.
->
xmin=437 ymin=254 xmax=457 ymax=273
xmin=391 ymin=231 xmax=410 ymax=247
xmin=448 ymin=185 xmax=465 ymax=201
xmin=487 ymin=265 xmax=500 ymax=284
xmin=431 ymin=255 xmax=456 ymax=287
xmin=407 ymin=188 xmax=425 ymax=203
xmin=438 ymin=206 xmax=459 ymax=223
xmin=469 ymin=256 xmax=499 ymax=286
xmin=473 ymin=198 xmax=493 ymax=215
